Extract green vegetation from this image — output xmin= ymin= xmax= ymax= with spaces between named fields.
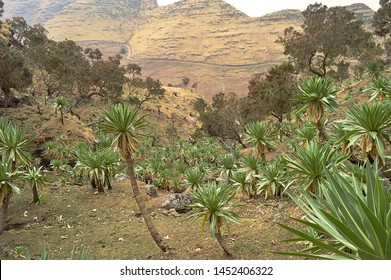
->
xmin=0 ymin=1 xmax=391 ymax=260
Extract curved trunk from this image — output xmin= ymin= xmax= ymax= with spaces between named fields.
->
xmin=125 ymin=156 xmax=170 ymax=252
xmin=0 ymin=197 xmax=10 ymax=233
xmin=32 ymin=184 xmax=39 ymax=203
xmin=215 ymin=227 xmax=233 ymax=257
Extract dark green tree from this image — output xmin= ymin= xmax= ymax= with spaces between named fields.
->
xmin=126 ymin=63 xmax=142 ymax=79
xmin=245 ymin=62 xmax=296 ymax=123
xmin=0 ymin=45 xmax=32 ymax=107
xmin=182 ymin=77 xmax=190 ymax=90
xmin=373 ymin=0 xmax=391 ymax=57
xmin=278 ymin=3 xmax=381 ymax=78
xmin=373 ymin=0 xmax=391 ymax=36
xmin=0 ymin=0 xmax=3 ymax=18
xmin=196 ymin=92 xmax=246 ymax=147
xmin=134 ymin=77 xmax=165 ymax=108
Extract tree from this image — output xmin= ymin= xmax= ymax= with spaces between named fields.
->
xmin=182 ymin=77 xmax=190 ymax=90
xmin=0 ymin=158 xmax=20 ymax=233
xmin=126 ymin=63 xmax=142 ymax=79
xmin=245 ymin=63 xmax=296 ymax=123
xmin=0 ymin=45 xmax=32 ymax=107
xmin=52 ymin=96 xmax=68 ymax=125
xmin=24 ymin=166 xmax=47 ymax=204
xmin=188 ymin=182 xmax=240 ymax=256
xmin=196 ymin=92 xmax=246 ymax=147
xmin=285 ymin=141 xmax=348 ymax=195
xmin=293 ymin=77 xmax=338 ymax=141
xmin=278 ymin=3 xmax=380 ymax=78
xmin=134 ymin=77 xmax=165 ymax=108
xmin=100 ymin=104 xmax=170 ymax=252
xmin=244 ymin=121 xmax=273 ymax=161
xmin=0 ymin=0 xmax=3 ymax=18
xmin=373 ymin=0 xmax=391 ymax=37
xmin=0 ymin=119 xmax=31 ymax=171
xmin=90 ymin=55 xmax=127 ymax=101
xmin=373 ymin=1 xmax=391 ymax=57
xmin=84 ymin=48 xmax=102 ymax=61
xmin=276 ymin=164 xmax=391 ymax=260
xmin=338 ymin=102 xmax=391 ymax=165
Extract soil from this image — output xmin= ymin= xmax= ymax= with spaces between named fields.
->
xmin=0 ymin=180 xmax=305 ymax=260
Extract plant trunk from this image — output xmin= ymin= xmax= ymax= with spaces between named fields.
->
xmin=125 ymin=155 xmax=170 ymax=252
xmin=96 ymin=175 xmax=104 ymax=193
xmin=215 ymin=227 xmax=233 ymax=257
xmin=32 ymin=184 xmax=39 ymax=203
xmin=316 ymin=120 xmax=330 ymax=142
xmin=0 ymin=197 xmax=10 ymax=233
xmin=60 ymin=110 xmax=64 ymax=125
xmin=91 ymin=178 xmax=97 ymax=189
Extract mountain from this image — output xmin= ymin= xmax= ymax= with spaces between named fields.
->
xmin=1 ymin=0 xmax=375 ymax=100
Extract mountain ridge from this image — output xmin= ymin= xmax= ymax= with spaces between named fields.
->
xmin=2 ymin=1 xmax=375 ymax=100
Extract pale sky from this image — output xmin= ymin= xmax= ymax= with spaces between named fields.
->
xmin=157 ymin=0 xmax=380 ymax=17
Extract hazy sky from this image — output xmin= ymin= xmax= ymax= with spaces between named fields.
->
xmin=157 ymin=0 xmax=380 ymax=17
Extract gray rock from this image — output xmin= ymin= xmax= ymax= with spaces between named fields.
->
xmin=146 ymin=185 xmax=158 ymax=198
xmin=161 ymin=194 xmax=192 ymax=213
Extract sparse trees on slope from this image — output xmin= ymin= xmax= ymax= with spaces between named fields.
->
xmin=100 ymin=104 xmax=170 ymax=252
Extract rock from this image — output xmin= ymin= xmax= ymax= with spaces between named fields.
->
xmin=161 ymin=194 xmax=192 ymax=213
xmin=169 ymin=209 xmax=181 ymax=218
xmin=146 ymin=185 xmax=158 ymax=198
xmin=113 ymin=173 xmax=130 ymax=183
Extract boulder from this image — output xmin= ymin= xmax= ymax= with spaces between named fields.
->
xmin=161 ymin=194 xmax=192 ymax=213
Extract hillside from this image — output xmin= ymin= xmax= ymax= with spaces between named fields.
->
xmin=2 ymin=1 xmax=375 ymax=100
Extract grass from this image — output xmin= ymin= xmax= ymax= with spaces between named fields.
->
xmin=1 ymin=180 xmax=303 ymax=260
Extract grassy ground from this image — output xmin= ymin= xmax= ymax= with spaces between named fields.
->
xmin=0 ymin=180 xmax=304 ymax=260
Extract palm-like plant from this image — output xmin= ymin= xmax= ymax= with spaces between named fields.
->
xmin=244 ymin=121 xmax=273 ymax=160
xmin=294 ymin=77 xmax=338 ymax=140
xmin=0 ymin=158 xmax=20 ymax=233
xmin=338 ymin=102 xmax=391 ymax=164
xmin=24 ymin=166 xmax=48 ymax=204
xmin=75 ymin=145 xmax=106 ymax=193
xmin=218 ymin=154 xmax=237 ymax=181
xmin=188 ymin=182 xmax=240 ymax=256
xmin=238 ymin=154 xmax=263 ymax=197
xmin=184 ymin=167 xmax=205 ymax=194
xmin=276 ymin=164 xmax=391 ymax=259
xmin=365 ymin=61 xmax=384 ymax=79
xmin=52 ymin=96 xmax=68 ymax=125
xmin=0 ymin=121 xmax=31 ymax=171
xmin=296 ymin=122 xmax=318 ymax=147
xmin=256 ymin=159 xmax=287 ymax=199
xmin=366 ymin=76 xmax=391 ymax=101
xmin=100 ymin=104 xmax=169 ymax=252
xmin=230 ymin=171 xmax=250 ymax=196
xmin=285 ymin=141 xmax=348 ymax=195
